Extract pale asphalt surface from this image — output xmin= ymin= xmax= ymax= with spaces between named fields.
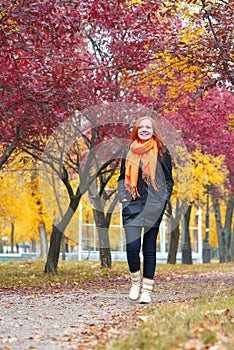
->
xmin=0 ymin=272 xmax=233 ymax=350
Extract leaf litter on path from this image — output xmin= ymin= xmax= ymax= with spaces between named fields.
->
xmin=0 ymin=271 xmax=233 ymax=350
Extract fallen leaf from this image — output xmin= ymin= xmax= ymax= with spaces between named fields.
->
xmin=138 ymin=315 xmax=152 ymax=323
xmin=205 ymin=309 xmax=230 ymax=316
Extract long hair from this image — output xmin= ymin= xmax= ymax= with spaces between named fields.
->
xmin=130 ymin=116 xmax=165 ymax=152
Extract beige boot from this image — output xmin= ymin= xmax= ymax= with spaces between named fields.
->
xmin=139 ymin=278 xmax=154 ymax=304
xmin=129 ymin=270 xmax=141 ymax=300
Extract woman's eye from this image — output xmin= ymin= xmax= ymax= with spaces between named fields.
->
xmin=139 ymin=126 xmax=152 ymax=129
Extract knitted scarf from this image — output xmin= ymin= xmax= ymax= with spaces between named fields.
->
xmin=125 ymin=138 xmax=158 ymax=199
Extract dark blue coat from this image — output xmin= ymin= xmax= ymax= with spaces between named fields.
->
xmin=117 ymin=146 xmax=174 ymax=228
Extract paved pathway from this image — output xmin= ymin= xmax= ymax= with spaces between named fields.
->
xmin=0 ymin=272 xmax=233 ymax=350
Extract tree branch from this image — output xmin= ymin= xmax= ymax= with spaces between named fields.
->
xmin=202 ymin=0 xmax=234 ymax=85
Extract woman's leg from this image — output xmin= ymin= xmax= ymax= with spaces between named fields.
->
xmin=142 ymin=203 xmax=166 ymax=278
xmin=142 ymin=227 xmax=159 ymax=278
xmin=140 ymin=205 xmax=166 ymax=303
xmin=124 ymin=226 xmax=142 ymax=300
xmin=124 ymin=226 xmax=142 ymax=272
xmin=139 ymin=226 xmax=159 ymax=303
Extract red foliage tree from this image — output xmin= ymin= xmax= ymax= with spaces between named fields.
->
xmin=167 ymin=86 xmax=234 ymax=262
xmin=1 ymin=0 xmax=232 ymax=267
xmin=0 ymin=0 xmax=181 ymax=164
xmin=1 ymin=0 xmax=183 ymax=271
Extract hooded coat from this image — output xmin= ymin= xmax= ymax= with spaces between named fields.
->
xmin=117 ymin=146 xmax=174 ymax=228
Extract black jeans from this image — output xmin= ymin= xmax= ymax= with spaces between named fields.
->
xmin=125 ymin=226 xmax=159 ymax=279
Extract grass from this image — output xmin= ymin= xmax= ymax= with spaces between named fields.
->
xmin=0 ymin=259 xmax=233 ymax=287
xmin=0 ymin=259 xmax=129 ymax=287
xmin=104 ymin=293 xmax=234 ymax=350
xmin=100 ymin=262 xmax=233 ymax=350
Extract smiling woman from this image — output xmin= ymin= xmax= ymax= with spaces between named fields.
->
xmin=137 ymin=118 xmax=154 ymax=141
xmin=117 ymin=116 xmax=174 ymax=304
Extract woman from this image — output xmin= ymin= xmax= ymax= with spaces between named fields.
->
xmin=118 ymin=116 xmax=174 ymax=303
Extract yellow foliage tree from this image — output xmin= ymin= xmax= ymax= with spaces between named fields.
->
xmin=120 ymin=0 xmax=232 ymax=113
xmin=171 ymin=148 xmax=227 ymax=248
xmin=0 ymin=153 xmax=52 ymax=252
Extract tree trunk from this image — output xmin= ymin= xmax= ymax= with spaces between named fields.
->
xmin=61 ymin=235 xmax=66 ymax=260
xmin=44 ymin=196 xmax=81 ymax=274
xmin=212 ymin=194 xmax=225 ymax=262
xmin=39 ymin=222 xmax=48 ymax=259
xmin=167 ymin=220 xmax=180 ymax=264
xmin=225 ymin=195 xmax=234 ymax=261
xmin=182 ymin=205 xmax=193 ymax=265
xmin=100 ymin=245 xmax=112 ymax=268
xmin=230 ymin=226 xmax=234 ymax=261
xmin=31 ymin=239 xmax=36 ymax=252
xmin=0 ymin=143 xmax=15 ymax=169
xmin=44 ymin=225 xmax=63 ymax=274
xmin=167 ymin=199 xmax=183 ymax=264
xmin=10 ymin=222 xmax=14 ymax=253
xmin=93 ymin=209 xmax=112 ymax=268
xmin=212 ymin=193 xmax=234 ymax=263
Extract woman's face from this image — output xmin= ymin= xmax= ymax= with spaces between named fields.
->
xmin=137 ymin=118 xmax=153 ymax=141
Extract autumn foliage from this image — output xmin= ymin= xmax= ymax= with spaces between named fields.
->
xmin=0 ymin=0 xmax=233 ymax=264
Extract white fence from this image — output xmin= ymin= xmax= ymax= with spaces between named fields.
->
xmin=74 ymin=205 xmax=203 ymax=263
xmin=0 ymin=207 xmax=203 ymax=263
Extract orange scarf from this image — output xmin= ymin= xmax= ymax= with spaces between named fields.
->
xmin=125 ymin=138 xmax=158 ymax=199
